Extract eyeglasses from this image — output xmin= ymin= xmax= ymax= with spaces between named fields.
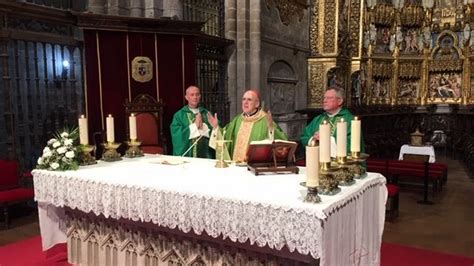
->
xmin=323 ymin=96 xmax=340 ymax=100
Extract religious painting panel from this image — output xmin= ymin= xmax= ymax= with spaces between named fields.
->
xmin=427 ymin=31 xmax=463 ymax=104
xmin=400 ymin=28 xmax=424 ymax=55
xmin=374 ymin=26 xmax=391 ymax=54
xmin=369 ymin=60 xmax=392 ymax=104
xmin=350 ymin=71 xmax=364 ymax=106
xmin=327 ymin=67 xmax=343 ymax=88
xmin=397 ymin=61 xmax=421 ymax=104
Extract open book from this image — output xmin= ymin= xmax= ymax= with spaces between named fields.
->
xmin=246 ymin=139 xmax=298 ymax=167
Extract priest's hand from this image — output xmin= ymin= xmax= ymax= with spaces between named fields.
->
xmin=195 ymin=113 xmax=203 ymax=129
xmin=207 ymin=112 xmax=219 ymax=129
xmin=266 ymin=110 xmax=274 ymax=131
xmin=313 ymin=131 xmax=320 ymax=140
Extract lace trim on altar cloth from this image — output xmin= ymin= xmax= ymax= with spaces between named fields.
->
xmin=33 ymin=170 xmax=386 ymax=259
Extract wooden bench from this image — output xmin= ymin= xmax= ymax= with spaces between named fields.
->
xmin=367 ymin=158 xmax=448 ymax=206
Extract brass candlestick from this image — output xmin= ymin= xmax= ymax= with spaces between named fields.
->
xmin=215 ymin=139 xmax=231 ymax=168
xmin=333 ymin=156 xmax=356 ymax=186
xmin=79 ymin=144 xmax=97 ymax=165
xmin=349 ymin=152 xmax=370 ymax=179
xmin=102 ymin=142 xmax=122 ymax=162
xmin=319 ymin=164 xmax=341 ymax=195
xmin=300 ymin=182 xmax=321 ymax=203
xmin=125 ymin=139 xmax=143 ymax=158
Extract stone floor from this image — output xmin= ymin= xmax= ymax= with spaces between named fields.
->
xmin=383 ymin=156 xmax=474 ymax=258
xmin=1 ymin=156 xmax=473 ymax=258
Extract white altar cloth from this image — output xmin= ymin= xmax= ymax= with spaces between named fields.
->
xmin=33 ymin=155 xmax=387 ymax=266
xmin=398 ymin=144 xmax=436 ymax=163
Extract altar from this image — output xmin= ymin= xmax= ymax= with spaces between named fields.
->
xmin=33 ymin=155 xmax=387 ymax=266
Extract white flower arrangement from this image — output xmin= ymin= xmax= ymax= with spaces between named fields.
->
xmin=36 ymin=128 xmax=79 ymax=171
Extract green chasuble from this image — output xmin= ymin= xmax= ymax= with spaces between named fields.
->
xmin=300 ymin=108 xmax=365 ymax=153
xmin=170 ymin=106 xmax=214 ymax=158
xmin=223 ymin=109 xmax=288 ymax=162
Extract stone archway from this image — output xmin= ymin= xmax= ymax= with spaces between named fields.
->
xmin=266 ymin=60 xmax=306 ymax=141
xmin=267 ymin=60 xmax=298 ymax=115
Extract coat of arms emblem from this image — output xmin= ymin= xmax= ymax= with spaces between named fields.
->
xmin=131 ymin=56 xmax=153 ymax=83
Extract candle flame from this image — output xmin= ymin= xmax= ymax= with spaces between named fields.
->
xmin=108 ymin=114 xmax=112 ymax=117
xmin=340 ymin=118 xmax=344 ymax=122
xmin=322 ymin=120 xmax=328 ymax=124
xmin=80 ymin=114 xmax=85 ymax=118
xmin=354 ymin=116 xmax=359 ymax=120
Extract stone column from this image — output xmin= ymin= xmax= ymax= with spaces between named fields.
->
xmin=163 ymin=0 xmax=182 ymax=19
xmin=249 ymin=0 xmax=261 ymax=91
xmin=88 ymin=0 xmax=106 ymax=14
xmin=130 ymin=0 xmax=145 ymax=17
xmin=144 ymin=0 xmax=164 ymax=18
xmin=225 ymin=0 xmax=238 ymax=117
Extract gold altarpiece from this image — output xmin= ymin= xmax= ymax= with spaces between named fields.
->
xmin=308 ymin=0 xmax=474 ymax=107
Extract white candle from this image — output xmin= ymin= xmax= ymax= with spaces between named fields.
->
xmin=106 ymin=114 xmax=115 ymax=143
xmin=337 ymin=118 xmax=347 ymax=157
xmin=129 ymin=113 xmax=137 ymax=140
xmin=351 ymin=117 xmax=361 ymax=152
xmin=319 ymin=120 xmax=331 ymax=163
xmin=78 ymin=115 xmax=88 ymax=145
xmin=306 ymin=145 xmax=320 ymax=187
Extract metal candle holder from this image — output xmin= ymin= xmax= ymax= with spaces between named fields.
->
xmin=349 ymin=152 xmax=370 ymax=179
xmin=125 ymin=139 xmax=143 ymax=158
xmin=319 ymin=164 xmax=341 ymax=195
xmin=79 ymin=144 xmax=97 ymax=165
xmin=102 ymin=142 xmax=122 ymax=162
xmin=300 ymin=182 xmax=321 ymax=203
xmin=215 ymin=139 xmax=231 ymax=168
xmin=333 ymin=156 xmax=356 ymax=186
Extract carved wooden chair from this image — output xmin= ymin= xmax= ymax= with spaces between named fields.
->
xmin=124 ymin=94 xmax=167 ymax=154
xmin=0 ymin=159 xmax=34 ymax=229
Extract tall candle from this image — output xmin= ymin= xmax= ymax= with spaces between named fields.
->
xmin=351 ymin=117 xmax=361 ymax=152
xmin=306 ymin=145 xmax=320 ymax=187
xmin=319 ymin=120 xmax=331 ymax=163
xmin=129 ymin=113 xmax=137 ymax=140
xmin=106 ymin=114 xmax=115 ymax=143
xmin=337 ymin=118 xmax=347 ymax=157
xmin=78 ymin=115 xmax=88 ymax=145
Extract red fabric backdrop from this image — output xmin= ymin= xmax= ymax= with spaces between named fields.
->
xmin=83 ymin=30 xmax=196 ymax=153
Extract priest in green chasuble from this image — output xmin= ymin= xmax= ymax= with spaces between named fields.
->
xmin=300 ymin=87 xmax=364 ymax=155
xmin=171 ymin=86 xmax=214 ymax=158
xmin=208 ymin=89 xmax=288 ymax=162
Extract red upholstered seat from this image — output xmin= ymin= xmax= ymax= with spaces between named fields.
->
xmin=386 ymin=183 xmax=400 ymax=197
xmin=0 ymin=188 xmax=34 ymax=203
xmin=386 ymin=183 xmax=400 ymax=221
xmin=0 ymin=160 xmax=20 ymax=190
xmin=124 ymin=94 xmax=167 ymax=154
xmin=0 ymin=159 xmax=35 ymax=228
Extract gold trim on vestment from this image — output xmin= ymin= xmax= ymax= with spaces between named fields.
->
xmin=233 ymin=110 xmax=266 ymax=162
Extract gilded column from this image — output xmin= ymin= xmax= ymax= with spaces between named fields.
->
xmin=308 ymin=0 xmax=351 ymax=107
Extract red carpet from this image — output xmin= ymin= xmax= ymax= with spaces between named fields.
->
xmin=0 ymin=236 xmax=69 ymax=266
xmin=1 ymin=236 xmax=474 ymax=266
xmin=381 ymin=242 xmax=474 ymax=266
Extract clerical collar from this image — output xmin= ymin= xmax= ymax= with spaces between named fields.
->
xmin=189 ymin=107 xmax=200 ymax=114
xmin=243 ymin=108 xmax=259 ymax=117
xmin=327 ymin=108 xmax=341 ymax=117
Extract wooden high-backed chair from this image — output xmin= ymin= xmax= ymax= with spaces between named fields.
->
xmin=124 ymin=94 xmax=167 ymax=154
